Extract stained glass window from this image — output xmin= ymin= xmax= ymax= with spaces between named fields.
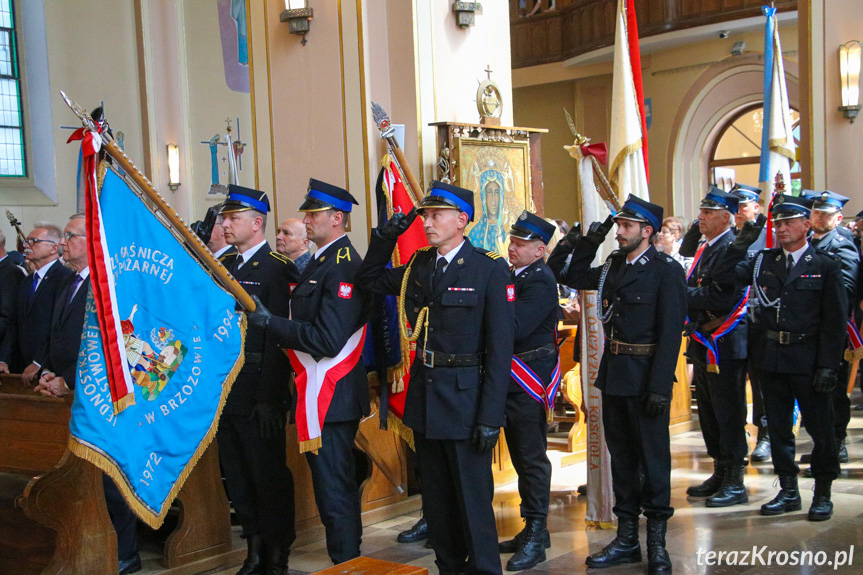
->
xmin=0 ymin=0 xmax=25 ymax=178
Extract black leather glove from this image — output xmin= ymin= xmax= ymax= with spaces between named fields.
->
xmin=471 ymin=424 xmax=500 ymax=454
xmin=379 ymin=207 xmax=418 ymax=241
xmin=812 ymin=368 xmax=838 ymax=393
xmin=250 ymin=403 xmax=284 ymax=440
xmin=732 ymin=217 xmax=766 ymax=251
xmin=581 ymin=216 xmax=614 ymax=248
xmin=246 ymin=295 xmax=272 ymax=330
xmin=564 ymin=222 xmax=582 ymax=247
xmin=682 ymin=321 xmax=697 ymax=337
xmin=679 ymin=218 xmax=702 ymax=257
xmin=642 ymin=392 xmax=671 ymax=417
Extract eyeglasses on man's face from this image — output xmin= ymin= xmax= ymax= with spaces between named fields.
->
xmin=62 ymin=231 xmax=86 ymax=241
xmin=25 ymin=237 xmax=57 ymax=246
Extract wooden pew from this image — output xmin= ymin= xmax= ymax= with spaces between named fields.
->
xmin=0 ymin=374 xmax=235 ymax=574
xmin=0 ymin=374 xmax=115 ymax=575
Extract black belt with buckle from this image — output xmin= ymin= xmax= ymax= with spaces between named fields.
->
xmin=765 ymin=330 xmax=813 ymax=345
xmin=245 ymin=352 xmax=263 ymax=365
xmin=606 ymin=339 xmax=657 ymax=356
xmin=515 ymin=343 xmax=557 ymax=362
xmin=422 ymin=349 xmax=482 ymax=368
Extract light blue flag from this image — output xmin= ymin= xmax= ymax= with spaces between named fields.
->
xmin=69 ymin=166 xmax=245 ymax=528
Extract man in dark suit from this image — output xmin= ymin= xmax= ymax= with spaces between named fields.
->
xmin=0 ymin=229 xmax=26 ymax=355
xmin=0 ymin=223 xmax=73 ymax=380
xmin=679 ymin=188 xmax=749 ymax=508
xmin=356 ymin=181 xmax=514 ymax=575
xmin=32 ymin=214 xmax=143 ymax=575
xmin=247 ymin=179 xmax=371 ymax=566
xmin=549 ymin=196 xmax=686 ymax=574
xmin=496 ymin=211 xmax=558 ymax=571
xmin=803 ymin=190 xmax=859 ymax=465
xmin=717 ymin=195 xmax=846 ymax=521
xmin=34 ymin=214 xmax=90 ymax=397
xmin=730 ymin=184 xmax=772 ymax=462
xmin=218 ymin=185 xmax=299 ymax=575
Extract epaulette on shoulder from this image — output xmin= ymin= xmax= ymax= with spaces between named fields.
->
xmin=476 ymin=248 xmax=503 ymax=260
xmin=269 ymin=251 xmax=293 ymax=264
xmin=815 ymin=248 xmax=841 ymax=261
xmin=218 ymin=253 xmax=235 ymax=263
xmin=416 ymin=246 xmax=433 ymax=253
xmin=657 ymin=254 xmax=674 ymax=264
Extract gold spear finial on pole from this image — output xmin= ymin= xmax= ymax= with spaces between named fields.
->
xmin=563 ymin=109 xmax=622 ymax=214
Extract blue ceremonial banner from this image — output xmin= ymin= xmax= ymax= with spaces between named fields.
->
xmin=69 ymin=165 xmax=245 ymax=528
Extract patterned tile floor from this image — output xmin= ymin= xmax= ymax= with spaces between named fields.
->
xmin=140 ymin=398 xmax=863 ymax=574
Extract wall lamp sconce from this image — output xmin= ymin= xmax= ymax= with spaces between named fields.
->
xmin=167 ymin=144 xmax=181 ymax=191
xmin=839 ymin=40 xmax=862 ymax=123
xmin=281 ymin=0 xmax=313 ymax=46
xmin=452 ymin=2 xmax=482 ymax=29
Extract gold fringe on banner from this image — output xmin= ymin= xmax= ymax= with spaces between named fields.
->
xmin=387 ymin=411 xmax=415 ymax=450
xmin=69 ymin=314 xmax=248 ymax=529
xmin=299 ymin=436 xmax=323 ymax=454
xmin=585 ymin=520 xmax=616 ymax=530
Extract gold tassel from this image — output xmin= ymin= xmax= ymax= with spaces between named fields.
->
xmin=707 ymin=364 xmax=720 ymax=374
xmin=845 ymin=347 xmax=863 ymax=362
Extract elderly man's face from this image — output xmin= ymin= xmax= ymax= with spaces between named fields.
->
xmin=24 ymin=228 xmax=59 ymax=267
xmin=59 ymin=220 xmax=87 ymax=270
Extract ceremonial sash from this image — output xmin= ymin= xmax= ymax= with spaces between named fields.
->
xmin=845 ymin=319 xmax=863 ymax=362
xmin=686 ymin=242 xmax=705 ymax=281
xmin=288 ymin=326 xmax=367 ymax=453
xmin=687 ymin=287 xmax=750 ymax=373
xmin=511 ymin=352 xmax=562 ymax=420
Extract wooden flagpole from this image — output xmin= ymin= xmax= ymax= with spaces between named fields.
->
xmin=371 ymin=102 xmax=425 ymax=204
xmin=60 ymin=91 xmax=256 ymax=312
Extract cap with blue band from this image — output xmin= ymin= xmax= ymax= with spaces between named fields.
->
xmin=298 ymin=178 xmax=359 ymax=213
xmin=771 ymin=194 xmax=812 ymax=221
xmin=613 ymin=194 xmax=663 ymax=232
xmin=220 ymin=184 xmax=271 ymax=214
xmin=803 ymin=190 xmax=849 ymax=213
xmin=700 ymin=186 xmax=739 ymax=215
xmin=417 ymin=180 xmax=475 ymax=221
xmin=510 ymin=211 xmax=556 ymax=244
xmin=731 ymin=183 xmax=762 ymax=204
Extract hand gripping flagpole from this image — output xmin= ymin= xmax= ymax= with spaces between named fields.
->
xmin=563 ymin=109 xmax=620 ymax=215
xmin=371 ymin=101 xmax=424 ymax=204
xmin=60 ymin=90 xmax=256 ymax=312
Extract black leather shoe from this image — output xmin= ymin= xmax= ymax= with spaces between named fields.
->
xmin=686 ymin=463 xmax=724 ymax=497
xmin=118 ymin=553 xmax=142 ymax=575
xmin=585 ymin=517 xmax=641 ymax=568
xmin=266 ymin=546 xmax=289 ymax=575
xmin=236 ymin=534 xmax=265 ymax=575
xmin=760 ymin=475 xmax=801 ymax=515
xmin=706 ymin=465 xmax=748 ymax=507
xmin=500 ymin=522 xmax=551 ymax=553
xmin=646 ymin=519 xmax=672 ymax=574
xmin=397 ymin=517 xmax=429 ymax=543
xmin=800 ymin=452 xmax=813 ymax=464
xmin=506 ymin=518 xmax=548 ymax=571
xmin=750 ymin=432 xmax=771 ymax=463
xmin=808 ymin=481 xmax=833 ymax=521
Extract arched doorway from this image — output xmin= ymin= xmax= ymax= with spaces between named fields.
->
xmin=668 ymin=58 xmax=800 ymax=219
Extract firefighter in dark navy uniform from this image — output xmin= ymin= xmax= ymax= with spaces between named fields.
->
xmin=357 ymin=181 xmax=514 ymax=575
xmin=246 ymin=179 xmax=372 ymax=566
xmin=716 ymin=194 xmax=846 ymax=521
xmin=679 ymin=187 xmax=750 ymax=508
xmin=548 ymin=195 xmax=686 ymax=575
xmin=802 ymin=190 xmax=859 ymax=467
xmin=729 ymin=183 xmax=771 ymax=463
xmin=497 ymin=211 xmax=559 ymax=572
xmin=218 ymin=185 xmax=299 ymax=575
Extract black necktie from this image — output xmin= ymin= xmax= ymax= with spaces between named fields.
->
xmin=786 ymin=254 xmax=794 ymax=273
xmin=233 ymin=255 xmax=244 ymax=274
xmin=432 ymin=258 xmax=445 ymax=290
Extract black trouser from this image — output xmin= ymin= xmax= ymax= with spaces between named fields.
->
xmin=748 ymin=355 xmax=768 ymax=433
xmin=832 ymin=359 xmax=851 ymax=443
xmin=305 ymin=419 xmax=362 ymax=565
xmin=603 ymin=394 xmax=673 ymax=521
xmin=762 ymin=371 xmax=840 ymax=480
xmin=415 ymin=432 xmax=502 ymax=575
xmin=217 ymin=412 xmax=296 ymax=551
xmin=692 ymin=357 xmax=748 ymax=467
xmin=103 ymin=474 xmax=139 ymax=561
xmin=503 ymin=390 xmax=552 ymax=520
